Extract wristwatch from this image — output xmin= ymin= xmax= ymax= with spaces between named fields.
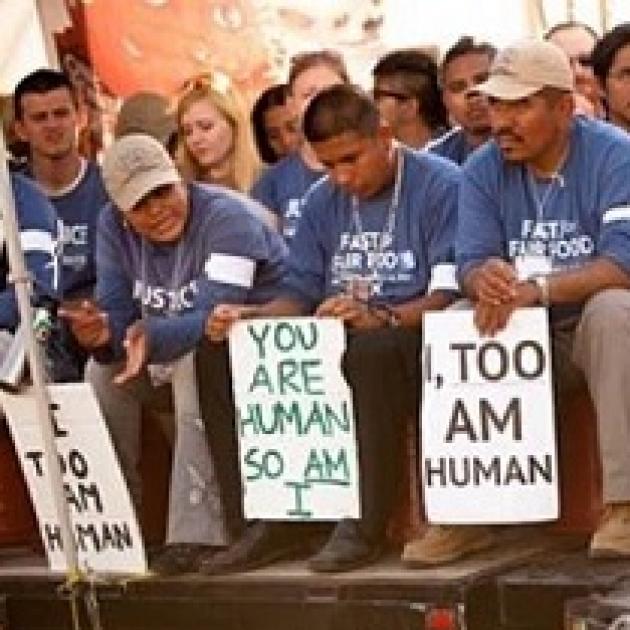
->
xmin=532 ymin=274 xmax=550 ymax=306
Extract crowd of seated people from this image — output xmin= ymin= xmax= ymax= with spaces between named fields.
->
xmin=4 ymin=17 xmax=630 ymax=577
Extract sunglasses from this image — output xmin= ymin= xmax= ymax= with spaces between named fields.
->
xmin=176 ymin=71 xmax=232 ymax=98
xmin=372 ymin=88 xmax=413 ymax=101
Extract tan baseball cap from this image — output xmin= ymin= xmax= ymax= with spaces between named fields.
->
xmin=102 ymin=134 xmax=181 ymax=213
xmin=475 ymin=39 xmax=574 ymax=100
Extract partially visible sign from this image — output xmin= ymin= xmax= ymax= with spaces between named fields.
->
xmin=421 ymin=308 xmax=558 ymax=523
xmin=0 ymin=383 xmax=147 ymax=574
xmin=229 ymin=318 xmax=360 ymax=520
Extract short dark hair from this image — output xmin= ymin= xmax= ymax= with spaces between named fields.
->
xmin=591 ymin=23 xmax=630 ymax=84
xmin=14 ymin=68 xmax=76 ymax=120
xmin=440 ymin=37 xmax=496 ymax=80
xmin=288 ymin=50 xmax=349 ymax=90
xmin=251 ymin=84 xmax=289 ymax=164
xmin=372 ymin=48 xmax=448 ymax=131
xmin=544 ymin=20 xmax=599 ymax=43
xmin=303 ymin=84 xmax=379 ymax=144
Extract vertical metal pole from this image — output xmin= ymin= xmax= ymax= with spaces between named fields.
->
xmin=0 ymin=138 xmax=79 ymax=574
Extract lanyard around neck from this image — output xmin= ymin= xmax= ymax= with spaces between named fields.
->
xmin=526 ymin=168 xmax=563 ymax=225
xmin=350 ymin=145 xmax=404 ymax=257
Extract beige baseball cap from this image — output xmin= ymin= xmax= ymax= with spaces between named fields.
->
xmin=102 ymin=134 xmax=181 ymax=213
xmin=475 ymin=39 xmax=574 ymax=100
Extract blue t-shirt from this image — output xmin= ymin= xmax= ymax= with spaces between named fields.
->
xmin=428 ymin=127 xmax=480 ymax=166
xmin=283 ymin=147 xmax=460 ymax=312
xmin=1 ymin=173 xmax=60 ymax=329
xmin=457 ymin=117 xmax=630 ymax=287
xmin=251 ymin=152 xmax=323 ymax=242
xmin=96 ymin=182 xmax=288 ymax=363
xmin=48 ymin=161 xmax=108 ymax=299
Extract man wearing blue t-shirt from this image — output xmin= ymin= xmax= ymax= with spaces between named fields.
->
xmin=14 ymin=69 xmax=108 ymax=300
xmin=202 ymin=84 xmax=460 ymax=574
xmin=405 ymin=39 xmax=630 ymax=567
xmin=14 ymin=70 xmax=109 ymax=378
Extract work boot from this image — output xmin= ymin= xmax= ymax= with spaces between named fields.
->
xmin=150 ymin=543 xmax=217 ymax=576
xmin=590 ymin=503 xmax=630 ymax=559
xmin=198 ymin=521 xmax=306 ymax=575
xmin=402 ymin=525 xmax=495 ymax=567
xmin=307 ymin=519 xmax=381 ymax=573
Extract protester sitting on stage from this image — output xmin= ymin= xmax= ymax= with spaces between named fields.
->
xmin=198 ymin=84 xmax=460 ymax=575
xmin=591 ymin=23 xmax=630 ymax=133
xmin=0 ymin=173 xmax=60 ymax=346
xmin=372 ymin=48 xmax=448 ymax=150
xmin=251 ymin=50 xmax=350 ymax=242
xmin=403 ymin=39 xmax=630 ymax=567
xmin=61 ymin=134 xmax=287 ymax=575
xmin=428 ymin=37 xmax=496 ymax=164
xmin=251 ymin=84 xmax=299 ymax=164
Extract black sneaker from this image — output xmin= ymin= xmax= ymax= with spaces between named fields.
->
xmin=307 ymin=520 xmax=381 ymax=573
xmin=150 ymin=543 xmax=217 ymax=576
xmin=198 ymin=521 xmax=305 ymax=575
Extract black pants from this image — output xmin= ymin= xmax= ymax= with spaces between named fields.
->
xmin=195 ymin=327 xmax=421 ymax=544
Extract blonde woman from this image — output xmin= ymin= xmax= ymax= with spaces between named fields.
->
xmin=176 ymin=72 xmax=276 ymax=228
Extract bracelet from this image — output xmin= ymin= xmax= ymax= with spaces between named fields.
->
xmin=532 ymin=274 xmax=550 ymax=306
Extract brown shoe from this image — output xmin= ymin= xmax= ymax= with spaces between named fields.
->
xmin=402 ymin=525 xmax=495 ymax=567
xmin=590 ymin=503 xmax=630 ymax=559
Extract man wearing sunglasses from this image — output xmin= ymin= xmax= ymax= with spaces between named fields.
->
xmin=372 ymin=48 xmax=448 ymax=149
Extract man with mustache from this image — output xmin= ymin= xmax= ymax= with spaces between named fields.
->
xmin=404 ymin=39 xmax=630 ymax=567
xmin=429 ymin=36 xmax=496 ymax=165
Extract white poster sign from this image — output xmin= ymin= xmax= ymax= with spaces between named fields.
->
xmin=0 ymin=383 xmax=147 ymax=574
xmin=229 ymin=318 xmax=360 ymax=520
xmin=421 ymin=308 xmax=558 ymax=523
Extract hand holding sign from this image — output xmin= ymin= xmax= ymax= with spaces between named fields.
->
xmin=470 ymin=258 xmax=518 ymax=306
xmin=315 ymin=295 xmax=378 ymax=329
xmin=206 ymin=303 xmax=259 ymax=343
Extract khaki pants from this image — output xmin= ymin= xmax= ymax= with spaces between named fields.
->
xmin=453 ymin=289 xmax=630 ymax=504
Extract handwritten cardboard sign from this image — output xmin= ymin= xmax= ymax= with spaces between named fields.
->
xmin=0 ymin=383 xmax=147 ymax=574
xmin=229 ymin=318 xmax=360 ymax=520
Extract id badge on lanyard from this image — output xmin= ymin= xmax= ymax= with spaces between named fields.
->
xmin=514 ymin=254 xmax=553 ymax=281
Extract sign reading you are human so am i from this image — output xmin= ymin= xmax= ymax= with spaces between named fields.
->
xmin=229 ymin=318 xmax=360 ymax=520
xmin=421 ymin=308 xmax=558 ymax=523
xmin=0 ymin=383 xmax=146 ymax=574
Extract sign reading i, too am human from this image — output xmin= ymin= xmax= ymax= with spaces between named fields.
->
xmin=421 ymin=308 xmax=558 ymax=523
xmin=0 ymin=384 xmax=147 ymax=574
xmin=229 ymin=318 xmax=360 ymax=520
